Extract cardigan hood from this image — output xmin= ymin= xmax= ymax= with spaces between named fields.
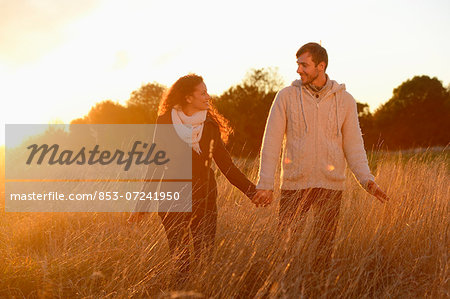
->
xmin=291 ymin=78 xmax=346 ymax=137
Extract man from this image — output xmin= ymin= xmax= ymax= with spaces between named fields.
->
xmin=253 ymin=42 xmax=389 ymax=268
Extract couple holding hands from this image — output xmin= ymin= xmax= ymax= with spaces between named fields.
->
xmin=128 ymin=42 xmax=389 ymax=280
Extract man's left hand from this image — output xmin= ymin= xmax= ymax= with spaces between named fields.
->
xmin=367 ymin=180 xmax=390 ymax=203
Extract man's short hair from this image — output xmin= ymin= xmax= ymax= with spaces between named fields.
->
xmin=296 ymin=42 xmax=328 ymax=70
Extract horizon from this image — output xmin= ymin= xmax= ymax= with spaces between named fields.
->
xmin=1 ymin=0 xmax=449 ymax=145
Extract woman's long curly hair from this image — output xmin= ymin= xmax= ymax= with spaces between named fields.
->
xmin=158 ymin=74 xmax=233 ymax=143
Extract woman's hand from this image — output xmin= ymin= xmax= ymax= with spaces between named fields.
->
xmin=252 ymin=190 xmax=273 ymax=207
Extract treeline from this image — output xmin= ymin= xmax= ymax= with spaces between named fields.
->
xmin=71 ymin=69 xmax=450 ymax=156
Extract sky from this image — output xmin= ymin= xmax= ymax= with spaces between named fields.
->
xmin=1 ymin=0 xmax=449 ymax=145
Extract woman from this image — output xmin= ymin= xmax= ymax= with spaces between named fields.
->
xmin=129 ymin=74 xmax=256 ymax=281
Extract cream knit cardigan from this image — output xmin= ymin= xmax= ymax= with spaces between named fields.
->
xmin=256 ymin=78 xmax=374 ymax=191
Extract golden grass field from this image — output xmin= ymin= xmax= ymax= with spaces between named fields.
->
xmin=1 ymin=147 xmax=449 ymax=298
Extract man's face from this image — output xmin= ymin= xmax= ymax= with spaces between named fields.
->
xmin=296 ymin=52 xmax=322 ymax=85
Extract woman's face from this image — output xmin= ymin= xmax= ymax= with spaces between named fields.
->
xmin=185 ymin=82 xmax=210 ymax=112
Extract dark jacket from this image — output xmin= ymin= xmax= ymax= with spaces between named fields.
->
xmin=157 ymin=111 xmax=256 ymax=203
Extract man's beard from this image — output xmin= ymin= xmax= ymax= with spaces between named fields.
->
xmin=302 ymin=71 xmax=319 ymax=85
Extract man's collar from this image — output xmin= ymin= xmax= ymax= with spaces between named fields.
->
xmin=306 ymin=74 xmax=329 ymax=93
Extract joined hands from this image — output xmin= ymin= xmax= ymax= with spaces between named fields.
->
xmin=251 ymin=189 xmax=273 ymax=207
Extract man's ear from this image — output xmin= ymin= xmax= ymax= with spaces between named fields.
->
xmin=185 ymin=95 xmax=192 ymax=104
xmin=318 ymin=61 xmax=326 ymax=72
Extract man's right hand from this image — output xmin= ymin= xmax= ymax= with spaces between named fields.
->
xmin=252 ymin=189 xmax=274 ymax=207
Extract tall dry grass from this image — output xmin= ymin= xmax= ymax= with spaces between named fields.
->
xmin=0 ymin=149 xmax=448 ymax=298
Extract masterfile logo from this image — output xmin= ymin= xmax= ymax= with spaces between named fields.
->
xmin=25 ymin=141 xmax=170 ymax=171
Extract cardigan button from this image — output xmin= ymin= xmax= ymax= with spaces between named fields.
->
xmin=315 ymin=94 xmax=319 ymax=98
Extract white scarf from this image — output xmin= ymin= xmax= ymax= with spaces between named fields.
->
xmin=171 ymin=108 xmax=207 ymax=154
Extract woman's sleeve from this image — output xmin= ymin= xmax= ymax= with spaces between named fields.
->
xmin=212 ymin=130 xmax=256 ymax=200
xmin=132 ymin=118 xmax=163 ymax=213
